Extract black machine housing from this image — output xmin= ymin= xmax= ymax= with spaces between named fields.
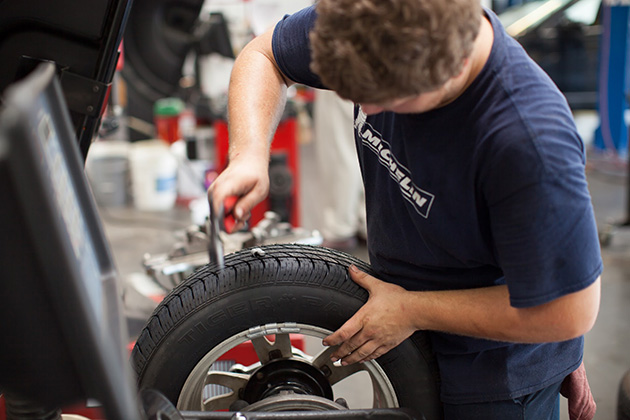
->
xmin=0 ymin=0 xmax=132 ymax=158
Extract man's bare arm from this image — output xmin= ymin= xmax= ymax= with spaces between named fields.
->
xmin=209 ymin=26 xmax=294 ymax=227
xmin=324 ymin=266 xmax=601 ymax=365
xmin=226 ymin=26 xmax=292 ymax=164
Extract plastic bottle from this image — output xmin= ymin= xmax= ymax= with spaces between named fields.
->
xmin=154 ymin=97 xmax=185 ymax=144
xmin=129 ymin=140 xmax=178 ymax=211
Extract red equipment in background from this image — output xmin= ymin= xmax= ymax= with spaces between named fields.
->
xmin=214 ymin=116 xmax=300 ymax=227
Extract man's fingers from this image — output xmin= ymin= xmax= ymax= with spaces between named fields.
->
xmin=232 ymin=195 xmax=258 ymax=223
xmin=324 ymin=319 xmax=379 ymax=363
xmin=339 ymin=340 xmax=384 ymax=366
xmin=357 ymin=345 xmax=388 ymax=364
xmin=229 ymin=218 xmax=247 ymax=234
xmin=348 ymin=265 xmax=377 ymax=291
xmin=332 ymin=339 xmax=362 ymax=364
xmin=322 ymin=314 xmax=363 ymax=349
xmin=210 ymin=182 xmax=260 ymax=230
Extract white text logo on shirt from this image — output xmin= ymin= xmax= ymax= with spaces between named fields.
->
xmin=355 ymin=108 xmax=435 ymax=218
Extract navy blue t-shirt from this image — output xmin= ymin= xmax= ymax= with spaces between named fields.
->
xmin=272 ymin=6 xmax=603 ymax=404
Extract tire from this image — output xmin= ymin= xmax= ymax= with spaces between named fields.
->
xmin=619 ymin=369 xmax=630 ymax=420
xmin=131 ymin=244 xmax=442 ymax=420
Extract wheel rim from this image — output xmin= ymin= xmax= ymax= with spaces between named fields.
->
xmin=176 ymin=322 xmax=399 ymax=411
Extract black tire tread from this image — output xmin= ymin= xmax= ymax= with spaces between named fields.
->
xmin=131 ymin=244 xmax=373 ymax=377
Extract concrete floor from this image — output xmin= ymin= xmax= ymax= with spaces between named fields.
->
xmin=581 ymin=167 xmax=630 ymax=420
xmin=99 ymin=110 xmax=630 ymax=419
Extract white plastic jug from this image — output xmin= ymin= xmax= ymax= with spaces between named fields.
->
xmin=129 ymin=139 xmax=178 ymax=211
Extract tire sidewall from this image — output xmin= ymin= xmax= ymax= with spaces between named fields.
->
xmin=136 ymin=283 xmax=441 ymax=419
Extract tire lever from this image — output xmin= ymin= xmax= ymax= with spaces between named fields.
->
xmin=207 ymin=195 xmax=225 ymax=269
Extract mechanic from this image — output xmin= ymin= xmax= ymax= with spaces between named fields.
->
xmin=208 ymin=0 xmax=603 ymax=418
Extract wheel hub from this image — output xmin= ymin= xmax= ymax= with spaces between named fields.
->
xmin=242 ymin=358 xmax=334 ymax=403
xmin=242 ymin=393 xmax=347 ymax=412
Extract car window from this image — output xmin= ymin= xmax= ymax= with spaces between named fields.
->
xmin=499 ymin=0 xmax=548 ymax=28
xmin=564 ymin=0 xmax=600 ymax=26
xmin=499 ymin=0 xmax=575 ymax=37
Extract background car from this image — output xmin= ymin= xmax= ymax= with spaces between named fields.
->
xmin=499 ymin=0 xmax=602 ymax=109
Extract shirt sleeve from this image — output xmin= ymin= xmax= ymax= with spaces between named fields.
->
xmin=272 ymin=6 xmax=327 ymax=89
xmin=483 ymin=119 xmax=603 ymax=308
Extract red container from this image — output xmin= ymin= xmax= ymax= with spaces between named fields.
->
xmin=154 ymin=98 xmax=184 ymax=144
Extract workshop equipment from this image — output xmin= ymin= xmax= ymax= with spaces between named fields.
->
xmin=0 ymin=0 xmax=131 ymax=160
xmin=0 ymin=63 xmax=141 ymax=420
xmin=143 ymin=211 xmax=321 ymax=290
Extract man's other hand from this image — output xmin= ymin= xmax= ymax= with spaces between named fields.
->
xmin=323 ymin=265 xmax=417 ymax=365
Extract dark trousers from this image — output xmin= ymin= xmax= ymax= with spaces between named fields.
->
xmin=442 ymin=380 xmax=562 ymax=420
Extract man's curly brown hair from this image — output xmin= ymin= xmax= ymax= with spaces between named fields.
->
xmin=309 ymin=0 xmax=482 ymax=104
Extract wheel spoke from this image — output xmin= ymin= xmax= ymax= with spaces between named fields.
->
xmin=202 ymin=371 xmax=249 ymax=411
xmin=372 ymin=381 xmax=388 ymax=408
xmin=202 ymin=393 xmax=236 ymax=412
xmin=250 ymin=333 xmax=293 ymax=364
xmin=311 ymin=346 xmax=363 ymax=385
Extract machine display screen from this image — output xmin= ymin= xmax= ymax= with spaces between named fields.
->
xmin=33 ymin=101 xmax=103 ymax=323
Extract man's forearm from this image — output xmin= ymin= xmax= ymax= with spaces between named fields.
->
xmin=409 ymin=277 xmax=601 ymax=343
xmin=227 ymin=28 xmax=290 ymax=163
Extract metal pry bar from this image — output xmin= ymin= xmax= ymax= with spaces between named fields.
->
xmin=207 ymin=194 xmax=225 ymax=269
